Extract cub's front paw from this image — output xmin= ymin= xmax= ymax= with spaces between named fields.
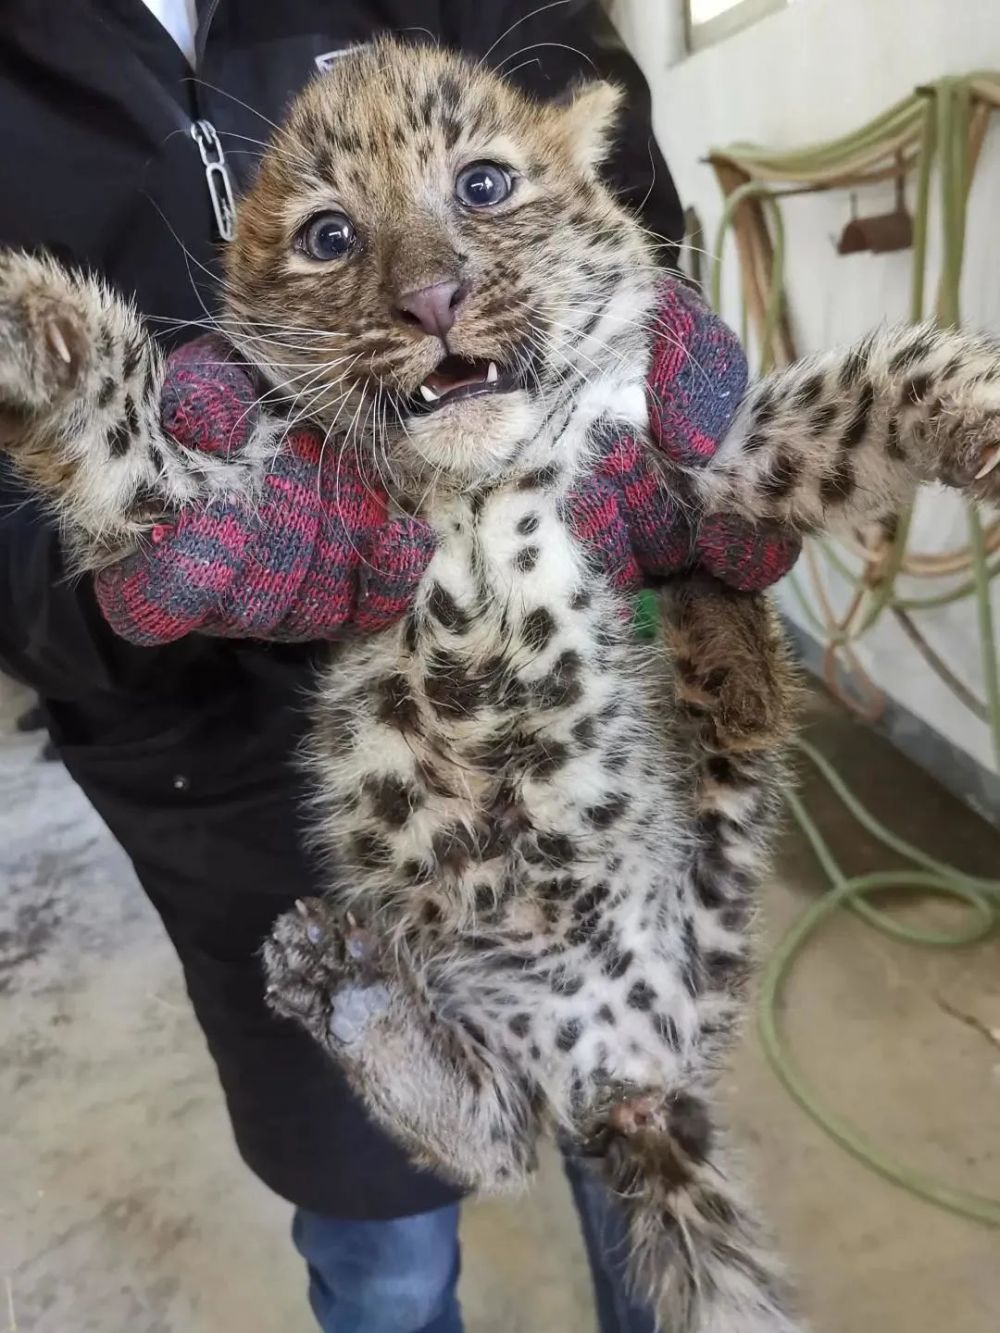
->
xmin=0 ymin=252 xmax=93 ymax=441
xmin=263 ymin=898 xmax=389 ymax=1048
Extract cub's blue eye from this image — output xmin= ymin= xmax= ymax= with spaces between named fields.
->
xmin=298 ymin=211 xmax=356 ymax=260
xmin=455 ymin=161 xmax=513 ymax=209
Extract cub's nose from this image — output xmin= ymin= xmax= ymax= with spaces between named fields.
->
xmin=396 ymin=280 xmax=467 ymax=339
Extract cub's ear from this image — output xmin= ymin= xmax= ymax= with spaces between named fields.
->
xmin=554 ymin=80 xmax=624 ymax=174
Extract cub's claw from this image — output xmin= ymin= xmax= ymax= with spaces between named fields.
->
xmin=975 ymin=444 xmax=1000 ymax=480
xmin=0 ymin=259 xmax=93 ymax=424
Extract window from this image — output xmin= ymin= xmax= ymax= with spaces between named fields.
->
xmin=686 ymin=0 xmax=792 ymax=52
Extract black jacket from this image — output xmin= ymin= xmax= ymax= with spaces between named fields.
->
xmin=0 ymin=0 xmax=683 ymax=1217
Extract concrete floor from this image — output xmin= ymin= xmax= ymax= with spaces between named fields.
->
xmin=1 ymin=675 xmax=998 ymax=1333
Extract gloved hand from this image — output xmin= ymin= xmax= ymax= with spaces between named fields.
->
xmin=580 ymin=278 xmax=800 ymax=594
xmin=95 ymin=280 xmax=800 ymax=646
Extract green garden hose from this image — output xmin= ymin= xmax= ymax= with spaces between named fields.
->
xmin=762 ymin=739 xmax=1000 ymax=1228
xmin=707 ymin=74 xmax=1000 ymax=1223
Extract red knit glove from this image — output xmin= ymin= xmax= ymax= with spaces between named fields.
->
xmin=643 ymin=279 xmax=800 ymax=590
xmin=95 ymin=339 xmax=433 ymax=645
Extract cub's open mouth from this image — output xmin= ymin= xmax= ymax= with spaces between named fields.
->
xmin=411 ymin=355 xmax=521 ymax=413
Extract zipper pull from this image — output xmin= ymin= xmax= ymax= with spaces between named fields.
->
xmin=191 ymin=119 xmax=236 ymax=242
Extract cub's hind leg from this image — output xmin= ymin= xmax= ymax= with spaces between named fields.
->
xmin=663 ymin=573 xmax=800 ymax=760
xmin=661 ymin=574 xmax=798 ymax=1064
xmin=580 ymin=576 xmax=805 ymax=1330
xmin=264 ymin=898 xmax=540 ymax=1193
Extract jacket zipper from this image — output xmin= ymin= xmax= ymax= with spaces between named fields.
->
xmin=190 ymin=0 xmax=233 ymax=242
xmin=190 ymin=119 xmax=236 ymax=242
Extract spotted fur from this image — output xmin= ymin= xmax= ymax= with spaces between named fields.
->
xmin=0 ymin=252 xmax=284 ymax=562
xmin=2 ymin=38 xmax=1000 ymax=1333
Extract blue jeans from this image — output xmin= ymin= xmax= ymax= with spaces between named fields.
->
xmin=293 ymin=1154 xmax=657 ymax=1333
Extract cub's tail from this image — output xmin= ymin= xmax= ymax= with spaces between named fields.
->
xmin=600 ymin=1092 xmax=806 ymax=1332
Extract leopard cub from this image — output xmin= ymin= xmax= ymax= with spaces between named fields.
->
xmin=2 ymin=37 xmax=1000 ymax=1333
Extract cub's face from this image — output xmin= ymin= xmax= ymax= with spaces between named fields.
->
xmin=225 ymin=38 xmax=654 ymax=490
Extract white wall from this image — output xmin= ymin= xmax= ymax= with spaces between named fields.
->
xmin=613 ymin=0 xmax=1000 ymax=773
